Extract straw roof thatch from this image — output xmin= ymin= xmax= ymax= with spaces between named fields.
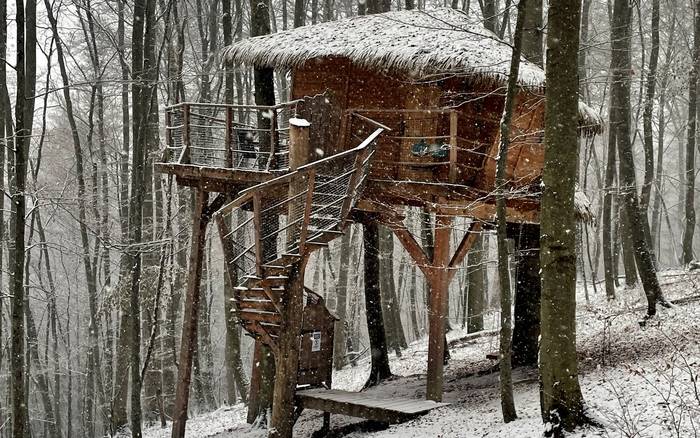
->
xmin=223 ymin=8 xmax=604 ymax=134
xmin=224 ymin=8 xmax=545 ymax=86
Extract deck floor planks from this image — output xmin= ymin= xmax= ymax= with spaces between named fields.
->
xmin=295 ymin=388 xmax=449 ymax=423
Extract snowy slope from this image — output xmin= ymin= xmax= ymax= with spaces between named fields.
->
xmin=145 ymin=270 xmax=700 ymax=438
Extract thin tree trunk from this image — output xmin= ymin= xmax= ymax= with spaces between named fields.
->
xmin=466 ymin=234 xmax=485 ymax=333
xmin=651 ymin=12 xmax=676 ymax=258
xmin=333 ymin=229 xmax=353 ymax=370
xmin=683 ymin=0 xmax=700 ymax=264
xmin=10 ymin=0 xmax=36 ymax=433
xmin=379 ymin=226 xmax=403 ymax=355
xmin=494 ymin=0 xmax=528 ymax=422
xmin=641 ymin=0 xmax=660 ymax=222
xmin=612 ymin=0 xmax=666 ymax=317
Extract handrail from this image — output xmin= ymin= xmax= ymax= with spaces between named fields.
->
xmin=216 ymin=127 xmax=384 ymax=217
xmin=164 ymin=100 xmax=303 ymax=112
xmin=346 ymin=111 xmax=393 ymax=132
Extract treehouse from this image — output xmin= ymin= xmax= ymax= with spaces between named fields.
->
xmin=160 ymin=8 xmax=602 ymax=438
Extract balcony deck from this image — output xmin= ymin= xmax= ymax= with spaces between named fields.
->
xmin=156 ymin=100 xmax=304 ymax=191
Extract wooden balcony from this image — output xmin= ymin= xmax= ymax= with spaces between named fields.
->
xmin=155 ymin=100 xmax=304 ymax=191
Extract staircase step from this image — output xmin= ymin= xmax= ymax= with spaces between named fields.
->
xmin=310 ymin=214 xmax=341 ymax=221
xmin=238 ymin=289 xmax=282 ymax=302
xmin=306 ymin=241 xmax=329 ymax=248
xmin=236 ymin=309 xmax=282 ymax=324
xmin=237 ymin=299 xmax=278 ymax=313
xmin=308 ymin=229 xmax=344 ymax=236
xmin=242 ymin=322 xmax=280 ymax=339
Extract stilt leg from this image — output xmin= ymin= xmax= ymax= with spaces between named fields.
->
xmin=269 ymin=263 xmax=307 ymax=438
xmin=171 ymin=189 xmax=209 ymax=438
xmin=426 ymin=215 xmax=452 ymax=402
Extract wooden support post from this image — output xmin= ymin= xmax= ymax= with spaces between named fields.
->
xmin=225 ymin=106 xmax=234 ymax=168
xmin=288 ymin=117 xmax=311 ymax=171
xmin=267 ymin=108 xmax=278 ymax=171
xmin=269 ymin=259 xmax=308 ymax=438
xmin=426 ymin=214 xmax=452 ymax=402
xmin=449 ymin=110 xmax=458 ymax=183
xmin=447 ymin=222 xmax=482 ymax=282
xmin=297 ymin=169 xmax=316 ymax=254
xmin=288 ymin=118 xmax=312 ymax=252
xmin=171 ymin=188 xmax=209 ymax=438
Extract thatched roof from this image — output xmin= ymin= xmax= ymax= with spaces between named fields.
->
xmin=223 ymin=8 xmax=545 ymax=86
xmin=223 ymin=8 xmax=604 ymax=134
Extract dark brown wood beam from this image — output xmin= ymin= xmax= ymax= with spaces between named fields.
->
xmin=171 ymin=188 xmax=209 ymax=438
xmin=447 ymin=222 xmax=482 ymax=282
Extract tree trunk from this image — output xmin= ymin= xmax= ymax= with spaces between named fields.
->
xmin=521 ymin=0 xmax=542 ymax=67
xmin=363 ymin=221 xmax=392 ymax=387
xmin=641 ymin=0 xmax=660 ymax=222
xmin=481 ymin=0 xmax=497 ymax=34
xmin=379 ymin=226 xmax=405 ymax=355
xmin=466 ymin=234 xmax=485 ymax=333
xmin=651 ymin=11 xmax=676 ymax=258
xmin=510 ymin=223 xmax=540 ymax=367
xmin=611 ymin=0 xmax=666 ymax=317
xmin=246 ymin=0 xmax=277 ymax=423
xmin=494 ymin=0 xmax=528 ymax=421
xmin=9 ymin=0 xmax=36 ymax=433
xmin=333 ymin=228 xmax=353 ymax=370
xmin=539 ymin=0 xmax=587 ymax=434
xmin=683 ymin=0 xmax=700 ymax=264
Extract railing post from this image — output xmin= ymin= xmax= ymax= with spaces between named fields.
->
xmin=165 ymin=109 xmax=172 ymax=162
xmin=288 ymin=117 xmax=310 ymax=171
xmin=449 ymin=110 xmax=458 ymax=183
xmin=266 ymin=107 xmax=278 ymax=171
xmin=288 ymin=117 xmax=311 ymax=252
xmin=339 ymin=145 xmax=372 ymax=225
xmin=225 ymin=106 xmax=234 ymax=168
xmin=297 ymin=169 xmax=316 ymax=254
xmin=253 ymin=193 xmax=263 ymax=276
xmin=181 ymin=103 xmax=191 ymax=164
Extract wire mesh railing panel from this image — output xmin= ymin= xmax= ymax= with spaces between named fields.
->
xmin=164 ymin=106 xmax=185 ymax=163
xmin=218 ymin=200 xmax=258 ymax=286
xmin=189 ymin=104 xmax=228 ymax=168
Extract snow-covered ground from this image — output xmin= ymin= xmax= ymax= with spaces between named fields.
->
xmin=145 ymin=270 xmax=700 ymax=437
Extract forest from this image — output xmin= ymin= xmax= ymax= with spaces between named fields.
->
xmin=1 ymin=0 xmax=700 ymax=437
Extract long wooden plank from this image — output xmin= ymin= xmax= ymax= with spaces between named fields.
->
xmin=296 ymin=389 xmax=448 ymax=423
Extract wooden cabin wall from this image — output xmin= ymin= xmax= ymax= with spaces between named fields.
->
xmin=291 ymin=60 xmax=546 ymax=203
xmin=291 ymin=58 xmax=350 ymax=159
xmin=479 ymin=91 xmax=545 ymax=193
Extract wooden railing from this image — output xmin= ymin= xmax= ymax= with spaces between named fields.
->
xmin=162 ymin=101 xmax=302 ymax=171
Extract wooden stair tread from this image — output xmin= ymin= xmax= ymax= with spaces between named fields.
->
xmin=295 ymin=389 xmax=449 ymax=423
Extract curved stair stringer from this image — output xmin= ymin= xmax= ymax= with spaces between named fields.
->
xmin=215 ymin=127 xmax=383 ymax=352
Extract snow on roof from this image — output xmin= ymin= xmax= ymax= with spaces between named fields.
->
xmin=223 ymin=8 xmax=545 ymax=86
xmin=223 ymin=8 xmax=603 ymax=135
